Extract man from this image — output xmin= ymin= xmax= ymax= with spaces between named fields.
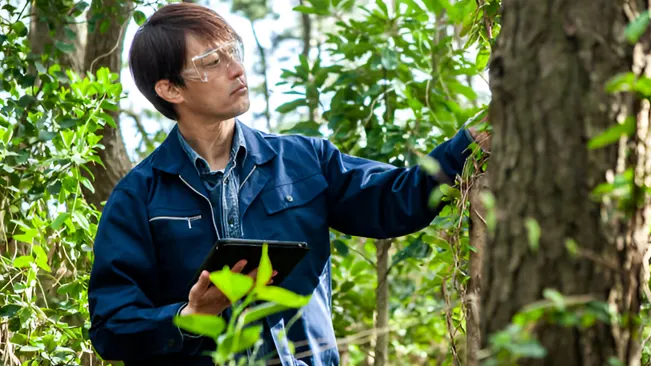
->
xmin=88 ymin=3 xmax=488 ymax=366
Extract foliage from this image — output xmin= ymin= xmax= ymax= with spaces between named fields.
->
xmin=276 ymin=0 xmax=495 ymax=363
xmin=0 ymin=1 xmax=123 ymax=364
xmin=174 ymin=244 xmax=311 ymax=366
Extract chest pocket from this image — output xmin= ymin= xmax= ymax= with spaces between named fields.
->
xmin=261 ymin=173 xmax=328 ymax=215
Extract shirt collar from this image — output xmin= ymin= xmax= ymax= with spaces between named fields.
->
xmin=177 ymin=120 xmax=247 ymax=176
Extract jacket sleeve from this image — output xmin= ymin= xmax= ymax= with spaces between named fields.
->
xmin=320 ymin=129 xmax=473 ymax=239
xmin=88 ymin=187 xmax=203 ymax=361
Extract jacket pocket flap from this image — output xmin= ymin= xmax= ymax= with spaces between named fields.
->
xmin=261 ymin=173 xmax=328 ymax=215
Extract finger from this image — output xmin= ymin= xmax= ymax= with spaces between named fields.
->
xmin=272 ymin=270 xmax=278 ymax=277
xmin=232 ymin=260 xmax=247 ymax=273
xmin=193 ymin=270 xmax=212 ymax=294
xmin=248 ymin=268 xmax=258 ymax=279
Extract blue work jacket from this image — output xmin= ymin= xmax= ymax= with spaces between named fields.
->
xmin=88 ymin=121 xmax=473 ymax=366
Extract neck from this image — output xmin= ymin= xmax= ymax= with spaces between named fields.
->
xmin=177 ymin=116 xmax=236 ymax=172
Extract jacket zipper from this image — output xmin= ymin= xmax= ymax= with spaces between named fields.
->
xmin=149 ymin=215 xmax=202 ymax=229
xmin=178 ymin=175 xmax=221 ymax=240
xmin=239 ymin=165 xmax=256 ymax=189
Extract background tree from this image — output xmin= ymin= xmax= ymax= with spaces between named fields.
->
xmin=481 ymin=0 xmax=651 ymax=365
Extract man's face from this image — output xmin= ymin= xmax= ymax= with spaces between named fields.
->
xmin=176 ymin=34 xmax=250 ymax=121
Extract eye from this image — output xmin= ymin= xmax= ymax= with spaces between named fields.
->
xmin=199 ymin=52 xmax=221 ymax=68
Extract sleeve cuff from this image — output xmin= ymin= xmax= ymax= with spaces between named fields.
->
xmin=428 ymin=129 xmax=473 ymax=184
xmin=176 ymin=303 xmax=203 ymax=339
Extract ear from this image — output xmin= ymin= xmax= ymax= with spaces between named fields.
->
xmin=154 ymin=80 xmax=184 ymax=105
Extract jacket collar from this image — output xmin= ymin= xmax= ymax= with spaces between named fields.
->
xmin=151 ymin=119 xmax=277 ymax=176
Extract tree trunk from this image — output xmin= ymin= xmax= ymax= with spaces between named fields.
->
xmin=482 ymin=1 xmax=649 ymax=365
xmin=466 ymin=173 xmax=488 ymax=366
xmin=373 ymin=239 xmax=391 ymax=366
xmin=251 ymin=22 xmax=272 ymax=131
xmin=82 ymin=0 xmax=133 ymax=209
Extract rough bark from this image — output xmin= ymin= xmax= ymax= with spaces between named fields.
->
xmin=373 ymin=239 xmax=391 ymax=366
xmin=82 ymin=0 xmax=133 ymax=209
xmin=482 ymin=1 xmax=650 ymax=365
xmin=466 ymin=173 xmax=489 ymax=366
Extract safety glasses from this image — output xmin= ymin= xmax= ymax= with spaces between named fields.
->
xmin=181 ymin=40 xmax=245 ymax=82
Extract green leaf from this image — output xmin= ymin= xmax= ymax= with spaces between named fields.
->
xmin=0 ymin=304 xmax=21 ymax=318
xmin=257 ymin=244 xmax=272 ymax=288
xmin=13 ymin=255 xmax=33 ymax=268
xmin=38 ymin=130 xmax=56 ymax=142
xmin=255 ymin=286 xmax=311 ymax=308
xmin=509 ymin=340 xmax=547 ymax=358
xmin=100 ymin=100 xmax=119 ymax=112
xmin=333 ymin=240 xmax=349 ymax=256
xmin=276 ymin=98 xmax=307 ymax=113
xmin=173 ymin=314 xmax=226 ymax=339
xmin=293 ymin=5 xmax=320 ymax=14
xmin=605 ymin=72 xmax=636 ymax=93
xmin=133 ymin=10 xmax=147 ymax=26
xmin=11 ymin=21 xmax=27 ymax=37
xmin=218 ymin=325 xmax=262 ymax=356
xmin=475 ymin=47 xmax=490 ymax=70
xmin=55 ymin=41 xmax=76 ymax=53
xmin=565 ymin=238 xmax=579 ymax=257
xmin=33 ymin=246 xmax=51 ymax=272
xmin=381 ymin=48 xmax=398 ymax=70
xmin=625 ymin=10 xmax=650 ymax=44
xmin=524 ymin=218 xmax=541 ymax=252
xmin=209 ymin=269 xmax=254 ymax=304
xmin=543 ymin=288 xmax=565 ymax=310
xmin=588 ymin=117 xmax=636 ymax=149
xmin=419 ymin=155 xmax=441 ymax=175
xmin=240 ymin=302 xmax=290 ymax=326
xmin=97 ymin=112 xmax=117 ymax=128
xmin=391 ymin=233 xmax=430 ymax=266
xmin=51 ymin=212 xmax=71 ymax=230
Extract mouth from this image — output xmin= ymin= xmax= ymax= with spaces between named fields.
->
xmin=231 ymin=84 xmax=248 ymax=95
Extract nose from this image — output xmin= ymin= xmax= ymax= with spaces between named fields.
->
xmin=226 ymin=59 xmax=245 ymax=80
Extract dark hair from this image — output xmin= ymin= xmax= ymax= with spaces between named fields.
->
xmin=128 ymin=3 xmax=241 ymax=120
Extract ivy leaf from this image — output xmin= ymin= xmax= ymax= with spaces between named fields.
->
xmin=255 ymin=286 xmax=311 ymax=308
xmin=0 ymin=304 xmax=22 ymax=318
xmin=210 ymin=268 xmax=254 ymax=304
xmin=13 ymin=255 xmax=33 ymax=268
xmin=173 ymin=314 xmax=225 ymax=339
xmin=625 ymin=10 xmax=650 ymax=44
xmin=588 ymin=117 xmax=636 ymax=150
xmin=33 ymin=245 xmax=51 ymax=272
xmin=525 ymin=218 xmax=541 ymax=252
xmin=391 ymin=233 xmax=431 ymax=267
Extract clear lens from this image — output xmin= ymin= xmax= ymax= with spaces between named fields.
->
xmin=184 ymin=40 xmax=245 ymax=82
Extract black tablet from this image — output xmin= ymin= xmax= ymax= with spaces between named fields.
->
xmin=190 ymin=239 xmax=310 ymax=288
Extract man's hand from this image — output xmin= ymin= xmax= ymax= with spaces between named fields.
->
xmin=469 ymin=126 xmax=491 ymax=152
xmin=181 ymin=260 xmax=276 ymax=316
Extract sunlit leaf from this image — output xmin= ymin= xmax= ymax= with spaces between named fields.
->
xmin=173 ymin=314 xmax=226 ymax=339
xmin=210 ymin=268 xmax=254 ymax=304
xmin=255 ymin=286 xmax=311 ymax=308
xmin=257 ymin=244 xmax=272 ymax=288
